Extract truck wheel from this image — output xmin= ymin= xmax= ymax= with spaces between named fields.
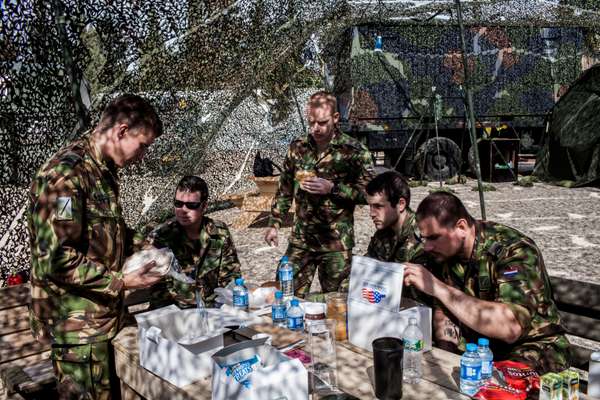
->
xmin=415 ymin=137 xmax=461 ymax=181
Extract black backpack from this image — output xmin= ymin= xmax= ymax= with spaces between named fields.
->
xmin=253 ymin=151 xmax=281 ymax=177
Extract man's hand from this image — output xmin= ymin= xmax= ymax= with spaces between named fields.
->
xmin=302 ymin=177 xmax=334 ymax=195
xmin=403 ymin=263 xmax=443 ymax=297
xmin=264 ymin=227 xmax=279 ymax=247
xmin=122 ymin=261 xmax=163 ymax=289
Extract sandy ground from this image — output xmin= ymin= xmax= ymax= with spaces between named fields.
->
xmin=208 ymin=178 xmax=600 ymax=288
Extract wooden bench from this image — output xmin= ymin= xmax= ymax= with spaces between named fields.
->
xmin=0 ymin=283 xmax=167 ymax=399
xmin=551 ymin=276 xmax=600 ymax=369
xmin=0 ymin=284 xmax=54 ymax=399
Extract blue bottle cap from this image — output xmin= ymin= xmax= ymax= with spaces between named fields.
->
xmin=478 ymin=338 xmax=489 ymax=346
xmin=275 ymin=291 xmax=283 ymax=299
xmin=235 ymin=278 xmax=244 ymax=286
xmin=280 ymin=256 xmax=289 ymax=263
xmin=466 ymin=343 xmax=478 ymax=352
xmin=290 ymin=299 xmax=300 ymax=306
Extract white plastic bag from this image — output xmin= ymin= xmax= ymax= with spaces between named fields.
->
xmin=122 ymin=247 xmax=194 ymax=284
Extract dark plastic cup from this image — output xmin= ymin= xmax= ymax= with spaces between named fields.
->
xmin=372 ymin=337 xmax=404 ymax=399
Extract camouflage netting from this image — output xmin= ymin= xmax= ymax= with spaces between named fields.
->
xmin=2 ymin=0 xmax=600 ymax=281
xmin=535 ymin=64 xmax=600 ymax=186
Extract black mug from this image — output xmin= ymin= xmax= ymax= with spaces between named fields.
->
xmin=372 ymin=337 xmax=404 ymax=399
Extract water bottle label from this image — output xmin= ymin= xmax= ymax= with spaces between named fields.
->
xmin=287 ymin=316 xmax=303 ymax=330
xmin=272 ymin=305 xmax=286 ymax=320
xmin=233 ymin=294 xmax=248 ymax=307
xmin=278 ymin=268 xmax=293 ymax=282
xmin=481 ymin=360 xmax=492 ymax=376
xmin=460 ymin=364 xmax=482 ymax=381
xmin=403 ymin=338 xmax=423 ymax=352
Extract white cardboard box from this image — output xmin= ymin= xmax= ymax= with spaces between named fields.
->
xmin=135 ymin=305 xmax=257 ymax=388
xmin=347 ymin=256 xmax=433 ymax=352
xmin=211 ymin=340 xmax=308 ymax=400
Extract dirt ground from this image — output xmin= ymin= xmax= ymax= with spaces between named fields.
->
xmin=209 ymin=178 xmax=600 ymax=289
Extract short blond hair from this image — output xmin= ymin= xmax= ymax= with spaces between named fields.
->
xmin=307 ymin=90 xmax=338 ymax=115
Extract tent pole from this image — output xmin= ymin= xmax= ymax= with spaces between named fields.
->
xmin=454 ymin=0 xmax=486 ymax=220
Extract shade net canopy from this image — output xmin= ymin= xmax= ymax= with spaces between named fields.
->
xmin=2 ymin=0 xmax=600 ymax=226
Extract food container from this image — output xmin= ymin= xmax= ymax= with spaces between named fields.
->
xmin=304 ymin=302 xmax=326 ymax=332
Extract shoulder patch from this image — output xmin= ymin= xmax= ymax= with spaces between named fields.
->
xmin=487 ymin=242 xmax=503 ymax=259
xmin=56 ymin=197 xmax=74 ymax=221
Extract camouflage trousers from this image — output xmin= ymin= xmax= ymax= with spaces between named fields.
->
xmin=276 ymin=245 xmax=352 ymax=298
xmin=50 ymin=341 xmax=118 ymax=400
xmin=507 ymin=335 xmax=572 ymax=374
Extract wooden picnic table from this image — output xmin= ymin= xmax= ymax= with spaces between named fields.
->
xmin=112 ymin=325 xmax=471 ymax=399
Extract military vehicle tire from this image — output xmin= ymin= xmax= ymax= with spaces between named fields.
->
xmin=415 ymin=137 xmax=461 ymax=181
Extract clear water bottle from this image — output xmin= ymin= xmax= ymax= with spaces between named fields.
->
xmin=232 ymin=278 xmax=249 ymax=312
xmin=278 ymin=256 xmax=294 ymax=301
xmin=271 ymin=291 xmax=287 ymax=327
xmin=402 ymin=317 xmax=423 ymax=384
xmin=287 ymin=299 xmax=304 ymax=331
xmin=460 ymin=343 xmax=482 ymax=396
xmin=477 ymin=338 xmax=494 ymax=383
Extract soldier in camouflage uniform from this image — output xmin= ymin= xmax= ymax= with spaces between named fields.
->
xmin=404 ymin=191 xmax=570 ymax=374
xmin=365 ymin=171 xmax=424 ymax=263
xmin=264 ymin=91 xmax=375 ymax=297
xmin=144 ymin=175 xmax=241 ymax=307
xmin=28 ymin=94 xmax=165 ymax=399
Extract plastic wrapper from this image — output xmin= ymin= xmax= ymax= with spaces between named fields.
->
xmin=474 ymin=383 xmax=527 ymax=400
xmin=122 ymin=247 xmax=193 ymax=284
xmin=494 ymin=360 xmax=540 ymax=392
xmin=215 ymin=284 xmax=276 ymax=309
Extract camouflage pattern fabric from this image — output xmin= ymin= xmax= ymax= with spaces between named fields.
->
xmin=340 ymin=25 xmax=584 ymax=133
xmin=51 ymin=341 xmax=117 ymax=400
xmin=269 ymin=129 xmax=375 ymax=252
xmin=27 ymin=137 xmax=128 ymax=345
xmin=433 ymin=220 xmax=570 ymax=374
xmin=365 ymin=209 xmax=425 ymax=263
xmin=278 ymin=244 xmax=352 ymax=298
xmin=147 ymin=216 xmax=241 ymax=307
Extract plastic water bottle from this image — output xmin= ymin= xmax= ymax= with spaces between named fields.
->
xmin=278 ymin=256 xmax=294 ymax=301
xmin=287 ymin=299 xmax=304 ymax=331
xmin=374 ymin=35 xmax=383 ymax=52
xmin=402 ymin=317 xmax=423 ymax=384
xmin=477 ymin=338 xmax=494 ymax=383
xmin=232 ymin=278 xmax=249 ymax=312
xmin=271 ymin=291 xmax=287 ymax=327
xmin=460 ymin=343 xmax=482 ymax=396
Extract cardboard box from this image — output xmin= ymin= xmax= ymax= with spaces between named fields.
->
xmin=211 ymin=339 xmax=308 ymax=400
xmin=347 ymin=256 xmax=432 ymax=352
xmin=135 ymin=305 xmax=258 ymax=388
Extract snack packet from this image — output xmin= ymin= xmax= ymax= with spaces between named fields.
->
xmin=224 ymin=355 xmax=262 ymax=388
xmin=494 ymin=360 xmax=540 ymax=392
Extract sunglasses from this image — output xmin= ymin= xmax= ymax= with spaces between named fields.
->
xmin=174 ymin=200 xmax=204 ymax=210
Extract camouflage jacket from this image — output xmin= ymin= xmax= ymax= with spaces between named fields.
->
xmin=365 ymin=209 xmax=425 ymax=263
xmin=28 ymin=137 xmax=128 ymax=345
xmin=365 ymin=209 xmax=430 ymax=304
xmin=435 ymin=220 xmax=567 ymax=359
xmin=268 ymin=130 xmax=375 ymax=252
xmin=147 ymin=216 xmax=241 ymax=307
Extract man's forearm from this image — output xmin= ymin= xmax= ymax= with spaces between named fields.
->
xmin=434 ymin=283 xmax=523 ymax=343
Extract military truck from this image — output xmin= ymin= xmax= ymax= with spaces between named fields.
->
xmin=332 ymin=24 xmax=592 ymax=180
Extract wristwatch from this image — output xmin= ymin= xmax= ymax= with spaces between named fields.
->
xmin=330 ymin=183 xmax=341 ymax=196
